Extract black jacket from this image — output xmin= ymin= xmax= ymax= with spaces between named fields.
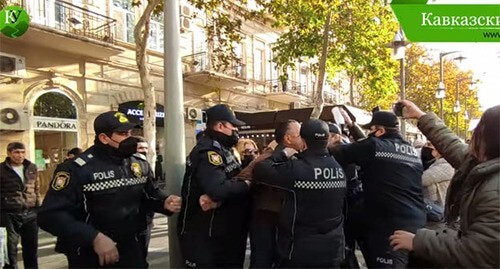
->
xmin=0 ymin=158 xmax=40 ymax=212
xmin=38 ymin=143 xmax=171 ymax=251
xmin=178 ymin=135 xmax=250 ymax=238
xmin=331 ymin=133 xmax=426 ymax=233
xmin=254 ymin=148 xmax=347 ymax=267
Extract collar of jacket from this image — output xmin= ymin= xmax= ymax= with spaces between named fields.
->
xmin=3 ymin=157 xmax=32 ymax=170
xmin=298 ymin=148 xmax=329 ymax=157
xmin=378 ymin=132 xmax=404 ymax=140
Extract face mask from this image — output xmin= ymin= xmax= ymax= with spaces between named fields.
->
xmin=108 ymin=136 xmax=139 ymax=159
xmin=241 ymin=154 xmax=255 ymax=168
xmin=219 ymin=129 xmax=240 ymax=148
xmin=421 ymin=146 xmax=436 ymax=170
xmin=368 ymin=129 xmax=380 ymax=137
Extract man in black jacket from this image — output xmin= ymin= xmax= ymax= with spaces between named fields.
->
xmin=330 ymin=111 xmax=425 ymax=268
xmin=0 ymin=142 xmax=40 ymax=269
xmin=38 ymin=111 xmax=181 ymax=268
xmin=178 ymin=104 xmax=251 ymax=268
xmin=254 ymin=119 xmax=347 ymax=268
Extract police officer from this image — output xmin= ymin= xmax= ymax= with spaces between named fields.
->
xmin=330 ymin=111 xmax=425 ymax=268
xmin=254 ymin=119 xmax=347 ymax=268
xmin=38 ymin=111 xmax=181 ymax=268
xmin=178 ymin=104 xmax=251 ymax=268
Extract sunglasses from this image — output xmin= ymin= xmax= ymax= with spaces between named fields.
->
xmin=243 ymin=149 xmax=258 ymax=155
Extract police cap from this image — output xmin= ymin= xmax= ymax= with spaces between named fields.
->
xmin=205 ymin=104 xmax=245 ymax=126
xmin=362 ymin=111 xmax=399 ymax=129
xmin=300 ymin=119 xmax=329 ymax=141
xmin=94 ymin=111 xmax=138 ymax=134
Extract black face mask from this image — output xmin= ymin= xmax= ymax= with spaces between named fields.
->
xmin=368 ymin=129 xmax=380 ymax=137
xmin=107 ymin=136 xmax=139 ymax=159
xmin=421 ymin=146 xmax=436 ymax=170
xmin=210 ymin=129 xmax=239 ymax=148
xmin=241 ymin=154 xmax=255 ymax=168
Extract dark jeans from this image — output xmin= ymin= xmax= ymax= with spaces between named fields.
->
xmin=0 ymin=211 xmax=38 ymax=269
xmin=249 ymin=210 xmax=278 ymax=268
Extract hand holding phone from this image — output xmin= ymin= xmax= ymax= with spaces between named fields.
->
xmin=393 ymin=102 xmax=405 ymax=117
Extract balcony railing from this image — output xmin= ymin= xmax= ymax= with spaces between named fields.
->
xmin=20 ymin=0 xmax=116 ymax=44
xmin=182 ymin=52 xmax=247 ymax=80
xmin=266 ymin=79 xmax=306 ymax=95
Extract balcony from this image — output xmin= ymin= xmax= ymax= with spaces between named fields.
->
xmin=2 ymin=0 xmax=122 ymax=58
xmin=182 ymin=52 xmax=248 ymax=88
xmin=264 ymin=79 xmax=309 ymax=103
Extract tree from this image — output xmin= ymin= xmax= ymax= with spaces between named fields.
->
xmin=403 ymin=44 xmax=481 ymax=137
xmin=261 ymin=0 xmax=399 ymax=114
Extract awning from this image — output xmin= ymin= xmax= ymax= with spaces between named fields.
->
xmin=235 ymin=105 xmax=372 ymax=132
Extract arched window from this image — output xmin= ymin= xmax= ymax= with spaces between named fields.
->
xmin=34 ymin=92 xmax=77 ymax=119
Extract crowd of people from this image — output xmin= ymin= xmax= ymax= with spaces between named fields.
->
xmin=0 ymin=102 xmax=498 ymax=268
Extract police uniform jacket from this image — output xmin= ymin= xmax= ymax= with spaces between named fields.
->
xmin=38 ymin=143 xmax=172 ymax=251
xmin=178 ymin=135 xmax=250 ymax=238
xmin=254 ymin=148 xmax=347 ymax=266
xmin=331 ymin=133 xmax=426 ymax=233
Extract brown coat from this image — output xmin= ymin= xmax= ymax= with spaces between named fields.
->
xmin=0 ymin=158 xmax=40 ymax=211
xmin=413 ymin=113 xmax=500 ymax=268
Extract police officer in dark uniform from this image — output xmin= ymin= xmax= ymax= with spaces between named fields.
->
xmin=254 ymin=119 xmax=347 ymax=268
xmin=38 ymin=111 xmax=181 ymax=268
xmin=178 ymin=104 xmax=251 ymax=268
xmin=330 ymin=111 xmax=425 ymax=268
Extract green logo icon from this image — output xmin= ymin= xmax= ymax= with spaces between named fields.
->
xmin=391 ymin=0 xmax=500 ymax=42
xmin=0 ymin=6 xmax=30 ymax=38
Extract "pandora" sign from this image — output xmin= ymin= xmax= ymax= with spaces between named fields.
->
xmin=33 ymin=117 xmax=78 ymax=132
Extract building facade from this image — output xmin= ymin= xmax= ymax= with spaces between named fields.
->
xmin=1 ymin=0 xmax=350 ymax=195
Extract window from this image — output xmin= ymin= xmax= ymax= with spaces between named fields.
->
xmin=113 ymin=0 xmax=135 ymax=43
xmin=254 ymin=41 xmax=265 ymax=81
xmin=148 ymin=13 xmax=164 ymax=51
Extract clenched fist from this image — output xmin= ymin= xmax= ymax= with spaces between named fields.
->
xmin=199 ymin=194 xmax=220 ymax=211
xmin=164 ymin=195 xmax=182 ymax=213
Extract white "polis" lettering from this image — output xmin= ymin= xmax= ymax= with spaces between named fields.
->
xmin=314 ymin=168 xmax=344 ymax=180
xmin=394 ymin=143 xmax=418 ymax=157
xmin=93 ymin=170 xmax=115 ymax=180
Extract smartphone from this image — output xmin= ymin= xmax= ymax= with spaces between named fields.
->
xmin=393 ymin=102 xmax=405 ymax=117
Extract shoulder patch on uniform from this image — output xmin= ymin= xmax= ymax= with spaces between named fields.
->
xmin=74 ymin=157 xmax=86 ymax=167
xmin=207 ymin=151 xmax=223 ymax=166
xmin=51 ymin=172 xmax=70 ymax=191
xmin=131 ymin=162 xmax=142 ymax=177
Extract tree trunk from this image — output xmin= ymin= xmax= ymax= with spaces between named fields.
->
xmin=349 ymin=74 xmax=356 ymax=106
xmin=310 ymin=11 xmax=332 ymax=119
xmin=134 ymin=0 xmax=161 ymax=166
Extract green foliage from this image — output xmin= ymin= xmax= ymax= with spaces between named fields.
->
xmin=34 ymin=92 xmax=77 ymax=119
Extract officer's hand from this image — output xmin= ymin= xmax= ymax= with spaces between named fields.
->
xmin=93 ymin=232 xmax=119 ymax=266
xmin=199 ymin=194 xmax=220 ymax=211
xmin=400 ymin=100 xmax=426 ymax=120
xmin=389 ymin=230 xmax=415 ymax=251
xmin=164 ymin=195 xmax=182 ymax=212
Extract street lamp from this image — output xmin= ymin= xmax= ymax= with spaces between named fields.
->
xmin=436 ymin=51 xmax=460 ymax=119
xmin=386 ymin=28 xmax=409 ymax=137
xmin=454 ymin=77 xmax=470 ymax=134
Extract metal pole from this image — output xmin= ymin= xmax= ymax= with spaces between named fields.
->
xmin=400 ymin=57 xmax=406 ymax=138
xmin=164 ymin=1 xmax=185 ymax=267
xmin=439 ymin=54 xmax=444 ymax=119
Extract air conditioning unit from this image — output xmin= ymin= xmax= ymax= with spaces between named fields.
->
xmin=186 ymin=107 xmax=203 ymax=121
xmin=0 ymin=52 xmax=27 ymax=79
xmin=0 ymin=102 xmax=29 ymax=131
xmin=289 ymin=101 xmax=301 ymax=109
